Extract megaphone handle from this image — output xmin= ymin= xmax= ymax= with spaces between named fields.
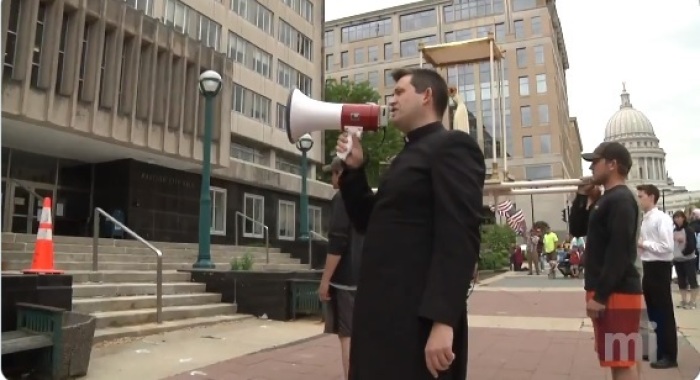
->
xmin=337 ymin=127 xmax=363 ymax=161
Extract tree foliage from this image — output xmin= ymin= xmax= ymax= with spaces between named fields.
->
xmin=321 ymin=79 xmax=405 ymax=187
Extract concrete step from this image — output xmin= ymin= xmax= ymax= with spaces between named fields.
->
xmin=67 ymin=270 xmax=191 ymax=283
xmin=72 ymin=282 xmax=205 ymax=298
xmin=2 ymin=242 xmax=279 ymax=255
xmin=2 ymin=233 xmax=275 ymax=251
xmin=258 ymin=263 xmax=314 ymax=271
xmin=0 ymin=251 xmax=299 ymax=264
xmin=72 ymin=293 xmax=222 ymax=313
xmin=93 ymin=314 xmax=253 ymax=343
xmin=92 ymin=303 xmax=237 ymax=329
xmin=1 ymin=260 xmax=284 ymax=271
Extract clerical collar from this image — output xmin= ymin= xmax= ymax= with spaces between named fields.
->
xmin=404 ymin=122 xmax=444 ymax=144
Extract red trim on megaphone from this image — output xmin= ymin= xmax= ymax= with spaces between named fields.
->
xmin=340 ymin=104 xmax=381 ymax=132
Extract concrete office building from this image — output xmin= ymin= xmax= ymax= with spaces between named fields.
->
xmin=324 ymin=0 xmax=583 ymax=232
xmin=1 ymin=0 xmax=333 ymax=247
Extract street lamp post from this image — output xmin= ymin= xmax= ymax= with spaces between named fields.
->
xmin=661 ymin=189 xmax=667 ymax=213
xmin=193 ymin=70 xmax=222 ymax=269
xmin=296 ymin=133 xmax=314 ymax=241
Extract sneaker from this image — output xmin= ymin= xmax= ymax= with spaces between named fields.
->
xmin=688 ymin=302 xmax=697 ymax=310
xmin=677 ymin=301 xmax=687 ymax=309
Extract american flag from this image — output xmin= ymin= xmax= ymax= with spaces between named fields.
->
xmin=491 ymin=200 xmax=513 ymax=217
xmin=507 ymin=209 xmax=527 ymax=236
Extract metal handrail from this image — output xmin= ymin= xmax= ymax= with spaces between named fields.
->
xmin=234 ymin=211 xmax=270 ymax=264
xmin=92 ymin=207 xmax=163 ymax=324
xmin=9 ymin=179 xmax=45 ymax=202
xmin=308 ymin=231 xmax=328 ymax=269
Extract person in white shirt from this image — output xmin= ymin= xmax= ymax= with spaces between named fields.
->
xmin=636 ymin=184 xmax=677 ymax=369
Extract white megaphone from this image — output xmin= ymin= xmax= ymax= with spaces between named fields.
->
xmin=285 ymin=88 xmax=390 ymax=160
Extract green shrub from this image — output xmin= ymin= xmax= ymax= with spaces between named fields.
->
xmin=230 ymin=252 xmax=255 ymax=271
xmin=479 ymin=224 xmax=516 ymax=270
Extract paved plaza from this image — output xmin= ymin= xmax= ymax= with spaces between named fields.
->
xmin=162 ymin=272 xmax=700 ymax=380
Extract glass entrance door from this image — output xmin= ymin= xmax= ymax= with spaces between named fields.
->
xmin=8 ymin=183 xmax=54 ymax=234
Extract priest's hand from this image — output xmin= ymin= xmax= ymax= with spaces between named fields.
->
xmin=336 ymin=132 xmax=364 ymax=169
xmin=425 ymin=322 xmax=455 ymax=378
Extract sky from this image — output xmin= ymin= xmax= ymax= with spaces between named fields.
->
xmin=326 ymin=0 xmax=700 ymax=190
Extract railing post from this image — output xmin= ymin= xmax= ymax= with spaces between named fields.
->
xmin=265 ymin=227 xmax=269 ymax=264
xmin=156 ymin=253 xmax=163 ymax=324
xmin=234 ymin=213 xmax=239 ymax=246
xmin=92 ymin=209 xmax=99 ymax=272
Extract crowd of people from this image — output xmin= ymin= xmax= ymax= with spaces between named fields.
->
xmin=510 ymin=228 xmax=585 ymax=279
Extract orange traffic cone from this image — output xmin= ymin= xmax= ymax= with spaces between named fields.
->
xmin=23 ymin=197 xmax=63 ymax=274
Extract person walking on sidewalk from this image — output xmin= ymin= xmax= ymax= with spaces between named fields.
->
xmin=335 ymin=68 xmax=484 ymax=380
xmin=527 ymin=228 xmax=541 ymax=275
xmin=637 ymin=184 xmax=678 ymax=369
xmin=569 ymin=141 xmax=643 ymax=380
xmin=690 ymin=209 xmax=700 ymax=274
xmin=318 ymin=157 xmax=365 ymax=380
xmin=671 ymin=210 xmax=698 ymax=310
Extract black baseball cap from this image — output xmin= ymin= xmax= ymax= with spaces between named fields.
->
xmin=581 ymin=142 xmax=633 ymax=170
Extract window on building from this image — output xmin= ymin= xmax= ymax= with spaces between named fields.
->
xmin=78 ymin=24 xmax=90 ymax=97
xmin=282 ymin=0 xmax=314 ymax=24
xmin=243 ymin=193 xmax=265 ymax=238
xmin=400 ymin=35 xmax=438 ymax=58
xmin=534 ymin=45 xmax=544 ymax=65
xmin=445 ymin=28 xmax=472 ymax=43
xmin=367 ymin=71 xmax=379 ymax=88
xmin=525 ymin=165 xmax=553 ymax=180
xmin=495 ymin=23 xmax=505 ymax=42
xmin=539 ymin=134 xmax=552 ymax=154
xmin=522 ymin=136 xmax=533 ymax=158
xmin=443 ymin=0 xmax=505 ymax=23
xmin=399 ymin=9 xmax=437 ymax=32
xmin=230 ymin=0 xmax=273 ymax=34
xmin=513 ymin=0 xmax=537 ymax=11
xmin=340 ymin=76 xmax=348 ymax=83
xmin=308 ymin=206 xmax=322 ymax=234
xmin=31 ymin=2 xmax=48 ymax=88
xmin=210 ymin=187 xmax=227 ymax=235
xmin=341 ymin=19 xmax=392 ymax=42
xmin=531 ymin=16 xmax=542 ymax=35
xmin=514 ymin=19 xmax=524 ymax=39
xmin=56 ymin=14 xmax=70 ymax=93
xmin=384 ymin=43 xmax=393 ymax=60
xmin=341 ymin=51 xmax=349 ymax=68
xmin=538 ymin=104 xmax=549 ymax=125
xmin=165 ymin=0 xmax=222 ymax=50
xmin=354 ymin=73 xmax=366 ymax=83
xmin=368 ymin=46 xmax=379 ymax=62
xmin=125 ymin=0 xmax=155 ymax=16
xmin=516 ymin=47 xmax=527 ymax=68
xmin=232 ymin=84 xmax=271 ymax=124
xmin=3 ymin=0 xmax=22 ymax=80
xmin=324 ymin=30 xmax=334 ymax=47
xmin=277 ymin=20 xmax=313 ymax=61
xmin=278 ymin=200 xmax=296 ymax=240
xmin=536 ymin=73 xmax=547 ymax=93
xmin=227 ymin=32 xmax=272 ymax=78
xmin=276 ymin=103 xmax=287 ymax=131
xmin=230 ymin=143 xmax=267 ymax=165
xmin=520 ymin=105 xmax=532 ymax=127
xmin=354 ymin=47 xmax=365 ymax=65
xmin=277 ymin=60 xmax=312 ymax=96
xmin=518 ymin=76 xmax=529 ymax=96
xmin=325 ymin=54 xmax=333 ymax=70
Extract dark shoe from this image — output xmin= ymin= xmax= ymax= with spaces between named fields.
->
xmin=642 ymin=355 xmax=649 ymax=362
xmin=650 ymin=358 xmax=678 ymax=369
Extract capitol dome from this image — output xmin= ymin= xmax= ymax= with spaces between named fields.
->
xmin=603 ymin=83 xmax=669 ymax=187
xmin=604 ymin=84 xmax=656 ymax=140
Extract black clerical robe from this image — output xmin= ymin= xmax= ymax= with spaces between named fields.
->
xmin=339 ymin=122 xmax=485 ymax=380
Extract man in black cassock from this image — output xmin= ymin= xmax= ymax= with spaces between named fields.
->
xmin=335 ymin=68 xmax=485 ymax=379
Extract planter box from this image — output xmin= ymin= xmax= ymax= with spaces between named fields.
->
xmin=1 ymin=274 xmax=73 ymax=333
xmin=186 ymin=270 xmax=322 ymax=321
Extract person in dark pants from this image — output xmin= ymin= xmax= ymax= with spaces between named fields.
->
xmin=569 ymin=142 xmax=643 ymax=380
xmin=690 ymin=209 xmax=700 ymax=274
xmin=318 ymin=157 xmax=365 ymax=380
xmin=671 ymin=210 xmax=698 ymax=309
xmin=336 ymin=68 xmax=484 ymax=380
xmin=636 ymin=184 xmax=677 ymax=369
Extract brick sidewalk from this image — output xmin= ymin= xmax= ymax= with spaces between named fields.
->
xmin=164 ymin=327 xmax=700 ymax=380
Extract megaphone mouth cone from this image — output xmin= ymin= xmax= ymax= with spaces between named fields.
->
xmin=285 ymin=89 xmax=297 ymax=144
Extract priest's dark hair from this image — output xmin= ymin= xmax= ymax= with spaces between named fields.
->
xmin=391 ymin=68 xmax=449 ymax=119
